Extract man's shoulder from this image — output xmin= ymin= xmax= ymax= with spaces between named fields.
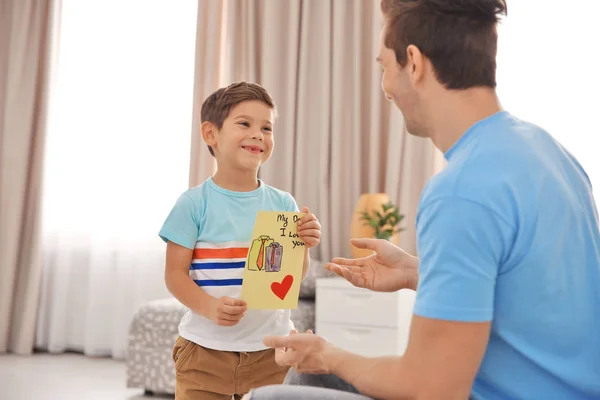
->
xmin=420 ymin=165 xmax=524 ymax=229
xmin=420 ymin=118 xmax=546 ymax=214
xmin=419 ymin=163 xmax=494 ymax=210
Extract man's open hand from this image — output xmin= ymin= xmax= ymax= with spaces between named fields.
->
xmin=326 ymin=238 xmax=419 ymax=292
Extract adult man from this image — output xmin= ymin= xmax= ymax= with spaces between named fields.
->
xmin=246 ymin=0 xmax=600 ymax=399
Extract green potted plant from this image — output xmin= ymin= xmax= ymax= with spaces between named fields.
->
xmin=358 ymin=201 xmax=404 ymax=240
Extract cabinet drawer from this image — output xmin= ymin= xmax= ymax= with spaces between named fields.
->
xmin=316 ymin=284 xmax=415 ymax=328
xmin=318 ymin=322 xmax=408 ymax=357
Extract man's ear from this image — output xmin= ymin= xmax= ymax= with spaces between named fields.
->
xmin=406 ymin=44 xmax=425 ymax=86
xmin=201 ymin=121 xmax=218 ymax=147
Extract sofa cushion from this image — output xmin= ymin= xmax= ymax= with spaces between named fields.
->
xmin=128 ymin=298 xmax=187 ymax=348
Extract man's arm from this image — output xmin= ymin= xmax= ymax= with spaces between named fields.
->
xmin=325 ymin=315 xmax=491 ymax=400
xmin=327 ymin=197 xmax=509 ymax=399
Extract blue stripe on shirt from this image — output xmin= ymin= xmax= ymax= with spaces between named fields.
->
xmin=190 ymin=261 xmax=245 ymax=270
xmin=194 ymin=279 xmax=243 ymax=287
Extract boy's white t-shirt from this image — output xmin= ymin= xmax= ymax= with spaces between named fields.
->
xmin=159 ymin=178 xmax=297 ymax=351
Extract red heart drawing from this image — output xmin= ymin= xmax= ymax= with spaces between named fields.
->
xmin=271 ymin=275 xmax=294 ymax=300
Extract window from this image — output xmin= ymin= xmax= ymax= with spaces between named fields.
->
xmin=497 ymin=1 xmax=600 ymax=194
xmin=38 ymin=0 xmax=198 ymax=357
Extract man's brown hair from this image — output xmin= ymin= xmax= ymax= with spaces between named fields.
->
xmin=380 ymin=0 xmax=508 ymax=89
xmin=201 ymin=82 xmax=276 ymax=157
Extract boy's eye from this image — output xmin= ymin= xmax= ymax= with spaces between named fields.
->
xmin=238 ymin=121 xmax=250 ymax=127
xmin=263 ymin=126 xmax=272 ymax=132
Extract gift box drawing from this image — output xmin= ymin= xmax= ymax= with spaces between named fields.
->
xmin=265 ymin=242 xmax=283 ymax=272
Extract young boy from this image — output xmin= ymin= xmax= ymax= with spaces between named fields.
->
xmin=159 ymin=82 xmax=322 ymax=400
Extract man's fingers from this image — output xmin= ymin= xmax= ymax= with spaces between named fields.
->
xmin=340 ymin=266 xmax=356 ymax=282
xmin=340 ymin=266 xmax=367 ymax=288
xmin=274 ymin=347 xmax=287 ymax=364
xmin=263 ymin=335 xmax=291 ymax=349
xmin=326 ymin=263 xmax=358 ymax=278
xmin=344 ymin=265 xmax=365 ymax=274
xmin=350 ymin=237 xmax=379 ymax=251
xmin=326 ymin=263 xmax=366 ymax=287
xmin=331 ymin=257 xmax=365 ymax=267
xmin=327 ymin=263 xmax=364 ymax=277
xmin=325 ymin=263 xmax=345 ymax=277
xmin=274 ymin=347 xmax=297 ymax=367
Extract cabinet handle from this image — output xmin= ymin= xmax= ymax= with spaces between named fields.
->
xmin=344 ymin=327 xmax=371 ymax=336
xmin=342 ymin=292 xmax=372 ymax=301
xmin=343 ymin=327 xmax=372 ymax=342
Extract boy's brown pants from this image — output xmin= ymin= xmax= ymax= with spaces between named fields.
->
xmin=172 ymin=336 xmax=289 ymax=400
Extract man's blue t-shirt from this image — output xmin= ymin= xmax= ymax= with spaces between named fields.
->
xmin=415 ymin=111 xmax=600 ymax=399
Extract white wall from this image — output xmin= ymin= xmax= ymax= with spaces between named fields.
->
xmin=496 ymin=1 xmax=600 ymax=194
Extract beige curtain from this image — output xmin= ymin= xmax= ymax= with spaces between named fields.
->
xmin=0 ymin=0 xmax=59 ymax=354
xmin=188 ymin=0 xmax=222 ymax=187
xmin=190 ymin=0 xmax=443 ymax=260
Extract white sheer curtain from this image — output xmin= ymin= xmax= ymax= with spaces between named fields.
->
xmin=36 ymin=0 xmax=198 ymax=359
xmin=497 ymin=1 xmax=600 ymax=196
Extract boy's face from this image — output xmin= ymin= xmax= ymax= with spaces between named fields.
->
xmin=205 ymin=100 xmax=275 ymax=171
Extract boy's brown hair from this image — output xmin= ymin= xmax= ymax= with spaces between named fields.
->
xmin=380 ymin=0 xmax=508 ymax=90
xmin=200 ymin=82 xmax=276 ymax=157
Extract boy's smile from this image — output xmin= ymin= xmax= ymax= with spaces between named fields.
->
xmin=241 ymin=144 xmax=264 ymax=155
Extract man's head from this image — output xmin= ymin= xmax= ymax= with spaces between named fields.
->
xmin=377 ymin=0 xmax=507 ymax=137
xmin=201 ymin=82 xmax=276 ymax=171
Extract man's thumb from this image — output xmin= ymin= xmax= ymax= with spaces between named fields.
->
xmin=350 ymin=237 xmax=378 ymax=251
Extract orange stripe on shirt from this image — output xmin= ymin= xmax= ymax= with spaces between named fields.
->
xmin=193 ymin=247 xmax=248 ymax=260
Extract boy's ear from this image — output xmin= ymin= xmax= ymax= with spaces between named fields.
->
xmin=201 ymin=121 xmax=218 ymax=147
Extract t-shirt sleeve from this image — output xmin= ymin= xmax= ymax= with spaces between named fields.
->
xmin=158 ymin=193 xmax=200 ymax=250
xmin=283 ymin=193 xmax=300 ymax=212
xmin=414 ymin=197 xmax=514 ymax=322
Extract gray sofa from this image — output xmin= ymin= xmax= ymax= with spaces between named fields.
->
xmin=125 ymin=259 xmax=333 ymax=395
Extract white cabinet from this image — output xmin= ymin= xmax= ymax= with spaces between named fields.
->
xmin=316 ymin=277 xmax=416 ymax=357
